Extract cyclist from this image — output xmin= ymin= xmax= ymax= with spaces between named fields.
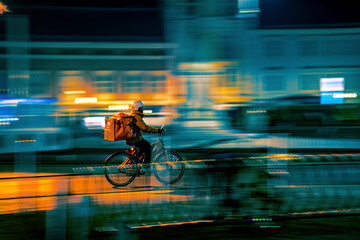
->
xmin=126 ymin=100 xmax=165 ymax=173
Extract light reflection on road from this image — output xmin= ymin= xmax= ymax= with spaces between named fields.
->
xmin=0 ymin=173 xmax=190 ymax=214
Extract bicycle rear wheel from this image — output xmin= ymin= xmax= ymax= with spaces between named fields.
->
xmin=105 ymin=152 xmax=137 ymax=187
xmin=153 ymin=151 xmax=185 ymax=184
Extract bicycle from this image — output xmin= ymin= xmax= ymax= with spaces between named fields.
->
xmin=104 ymin=126 xmax=185 ymax=187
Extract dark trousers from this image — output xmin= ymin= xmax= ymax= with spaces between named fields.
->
xmin=132 ymin=139 xmax=152 ymax=163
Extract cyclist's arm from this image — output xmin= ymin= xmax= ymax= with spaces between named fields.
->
xmin=134 ymin=115 xmax=160 ymax=133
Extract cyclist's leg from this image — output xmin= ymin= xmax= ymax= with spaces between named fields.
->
xmin=133 ymin=139 xmax=151 ymax=163
xmin=133 ymin=139 xmax=151 ymax=174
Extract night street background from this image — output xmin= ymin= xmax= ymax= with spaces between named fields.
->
xmin=1 ymin=0 xmax=360 ymax=239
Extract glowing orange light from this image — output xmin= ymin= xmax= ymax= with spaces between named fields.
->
xmin=0 ymin=2 xmax=9 ymax=14
xmin=96 ymin=71 xmax=113 ymax=75
xmin=130 ymin=220 xmax=214 ymax=229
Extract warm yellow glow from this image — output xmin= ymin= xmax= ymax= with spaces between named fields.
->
xmin=247 ymin=110 xmax=267 ymax=113
xmin=250 ymin=154 xmax=300 ymax=159
xmin=0 ymin=2 xmax=9 ymax=14
xmin=292 ymin=209 xmax=359 ymax=215
xmin=130 ymin=220 xmax=214 ymax=229
xmin=0 ymin=181 xmax=18 ymax=199
xmin=151 ymin=70 xmax=170 ymax=75
xmin=252 ymin=218 xmax=272 ymax=222
xmin=61 ymin=71 xmax=81 ymax=75
xmin=9 ymin=75 xmax=29 ymax=79
xmin=64 ymin=90 xmax=86 ymax=94
xmin=125 ymin=71 xmax=141 ymax=75
xmin=268 ymin=171 xmax=289 ymax=174
xmin=14 ymin=140 xmax=36 ymax=143
xmin=37 ymin=179 xmax=58 ymax=196
xmin=61 ymin=76 xmax=83 ymax=87
xmin=96 ymin=71 xmax=113 ymax=75
xmin=179 ymin=61 xmax=236 ymax=70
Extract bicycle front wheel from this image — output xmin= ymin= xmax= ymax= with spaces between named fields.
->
xmin=153 ymin=151 xmax=185 ymax=184
xmin=105 ymin=152 xmax=137 ymax=187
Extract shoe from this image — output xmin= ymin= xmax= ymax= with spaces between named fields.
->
xmin=138 ymin=164 xmax=150 ymax=176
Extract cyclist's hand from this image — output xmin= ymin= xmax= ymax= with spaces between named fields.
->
xmin=158 ymin=128 xmax=165 ymax=134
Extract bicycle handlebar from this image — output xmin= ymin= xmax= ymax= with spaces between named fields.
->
xmin=158 ymin=123 xmax=166 ymax=135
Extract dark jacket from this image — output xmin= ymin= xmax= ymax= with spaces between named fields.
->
xmin=125 ymin=110 xmax=160 ymax=144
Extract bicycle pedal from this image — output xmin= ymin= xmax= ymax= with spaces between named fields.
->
xmin=136 ymin=170 xmax=146 ymax=176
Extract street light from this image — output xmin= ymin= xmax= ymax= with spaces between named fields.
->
xmin=0 ymin=1 xmax=10 ymax=14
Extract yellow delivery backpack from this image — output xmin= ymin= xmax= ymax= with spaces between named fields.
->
xmin=104 ymin=113 xmax=135 ymax=141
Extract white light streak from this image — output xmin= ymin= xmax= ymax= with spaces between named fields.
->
xmin=0 ymin=118 xmax=19 ymax=121
xmin=64 ymin=91 xmax=86 ymax=94
xmin=333 ymin=93 xmax=357 ymax=98
xmin=108 ymin=105 xmax=130 ymax=111
xmin=84 ymin=117 xmax=105 ymax=129
xmin=75 ymin=97 xmax=97 ymax=104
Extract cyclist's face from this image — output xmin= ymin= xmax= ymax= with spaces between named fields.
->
xmin=138 ymin=107 xmax=144 ymax=113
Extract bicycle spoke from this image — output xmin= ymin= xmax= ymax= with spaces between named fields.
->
xmin=105 ymin=152 xmax=137 ymax=187
xmin=154 ymin=151 xmax=185 ymax=184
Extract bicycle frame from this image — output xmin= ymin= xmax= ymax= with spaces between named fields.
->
xmin=116 ymin=134 xmax=170 ymax=176
xmin=151 ymin=134 xmax=169 ymax=163
xmin=117 ymin=147 xmax=138 ymax=170
xmin=120 ymin=133 xmax=167 ymax=165
xmin=105 ymin=130 xmax=185 ymax=186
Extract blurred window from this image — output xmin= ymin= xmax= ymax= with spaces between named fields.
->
xmin=345 ymin=73 xmax=360 ymax=90
xmin=186 ymin=2 xmax=196 ymax=16
xmin=122 ymin=74 xmax=142 ymax=93
xmin=44 ymin=133 xmax=57 ymax=146
xmin=323 ymin=72 xmax=360 ymax=91
xmin=147 ymin=75 xmax=166 ymax=93
xmin=16 ymin=134 xmax=34 ymax=141
xmin=29 ymin=72 xmax=51 ymax=97
xmin=238 ymin=0 xmax=260 ymax=13
xmin=93 ymin=73 xmax=116 ymax=93
xmin=59 ymin=72 xmax=84 ymax=94
xmin=221 ymin=34 xmax=237 ymax=59
xmin=264 ymin=40 xmax=284 ymax=57
xmin=222 ymin=68 xmax=238 ymax=87
xmin=299 ymin=40 xmax=320 ymax=56
xmin=325 ymin=39 xmax=360 ymax=56
xmin=0 ymin=71 xmax=7 ymax=95
xmin=299 ymin=74 xmax=320 ymax=91
xmin=262 ymin=75 xmax=286 ymax=91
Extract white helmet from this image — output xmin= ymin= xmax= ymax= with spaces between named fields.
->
xmin=132 ymin=100 xmax=144 ymax=111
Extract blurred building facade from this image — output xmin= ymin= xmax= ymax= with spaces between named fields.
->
xmin=161 ymin=0 xmax=259 ymax=129
xmin=246 ymin=27 xmax=360 ymax=101
xmin=1 ymin=0 xmax=360 ymax=139
xmin=164 ymin=0 xmax=360 ymax=131
xmin=166 ymin=0 xmax=360 ymax=102
xmin=0 ymin=2 xmax=179 ymax=153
